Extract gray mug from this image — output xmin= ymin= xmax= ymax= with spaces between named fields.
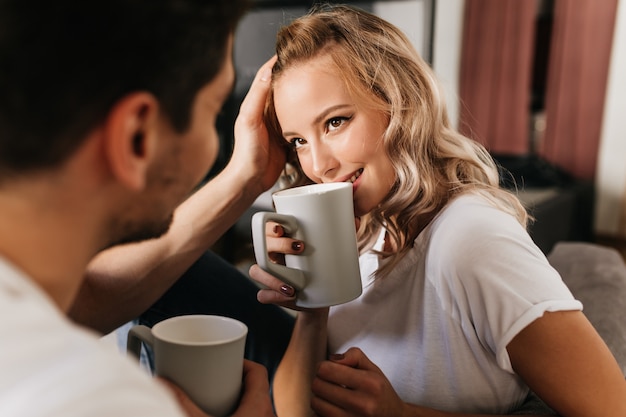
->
xmin=252 ymin=182 xmax=362 ymax=308
xmin=127 ymin=315 xmax=247 ymax=417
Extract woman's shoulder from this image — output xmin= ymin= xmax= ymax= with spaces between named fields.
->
xmin=432 ymin=193 xmax=523 ymax=239
xmin=419 ymin=193 xmax=536 ymax=267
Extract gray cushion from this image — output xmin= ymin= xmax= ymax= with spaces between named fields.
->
xmin=547 ymin=242 xmax=626 ymax=375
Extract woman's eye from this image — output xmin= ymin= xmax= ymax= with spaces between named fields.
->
xmin=289 ymin=137 xmax=307 ymax=149
xmin=326 ymin=116 xmax=350 ymax=132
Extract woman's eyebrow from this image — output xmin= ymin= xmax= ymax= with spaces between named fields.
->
xmin=282 ymin=104 xmax=353 ymax=137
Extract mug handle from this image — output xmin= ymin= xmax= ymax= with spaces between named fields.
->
xmin=251 ymin=211 xmax=307 ymax=290
xmin=127 ymin=324 xmax=154 ymax=361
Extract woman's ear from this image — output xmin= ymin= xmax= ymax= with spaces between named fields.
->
xmin=102 ymin=92 xmax=159 ymax=191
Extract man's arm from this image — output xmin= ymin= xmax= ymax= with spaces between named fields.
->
xmin=69 ymin=57 xmax=284 ymax=334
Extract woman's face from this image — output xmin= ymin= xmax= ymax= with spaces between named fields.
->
xmin=273 ymin=54 xmax=396 ymax=217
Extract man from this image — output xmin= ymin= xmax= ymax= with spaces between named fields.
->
xmin=0 ymin=1 xmax=281 ymax=415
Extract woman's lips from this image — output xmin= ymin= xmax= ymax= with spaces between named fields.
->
xmin=345 ymin=168 xmax=363 ymax=184
xmin=347 ymin=169 xmax=363 ymax=210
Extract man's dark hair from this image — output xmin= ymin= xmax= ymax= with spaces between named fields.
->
xmin=0 ymin=0 xmax=249 ymax=175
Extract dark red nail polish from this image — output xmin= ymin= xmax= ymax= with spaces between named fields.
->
xmin=280 ymin=285 xmax=295 ymax=297
xmin=291 ymin=241 xmax=303 ymax=251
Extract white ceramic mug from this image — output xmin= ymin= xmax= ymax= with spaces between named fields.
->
xmin=251 ymin=182 xmax=362 ymax=308
xmin=127 ymin=315 xmax=247 ymax=417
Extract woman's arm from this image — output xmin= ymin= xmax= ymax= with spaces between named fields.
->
xmin=275 ymin=310 xmax=329 ymax=417
xmin=69 ymin=57 xmax=285 ymax=334
xmin=304 ymin=311 xmax=625 ymax=417
xmin=249 ymin=264 xmax=329 ymax=417
xmin=507 ymin=310 xmax=626 ymax=416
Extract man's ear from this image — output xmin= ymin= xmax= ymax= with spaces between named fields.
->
xmin=102 ymin=92 xmax=159 ymax=191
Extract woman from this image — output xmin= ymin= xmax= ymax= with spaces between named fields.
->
xmin=249 ymin=4 xmax=626 ymax=417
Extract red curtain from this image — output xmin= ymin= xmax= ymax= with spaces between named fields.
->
xmin=458 ymin=0 xmax=617 ymax=179
xmin=459 ymin=0 xmax=536 ymax=155
xmin=539 ymin=0 xmax=617 ymax=179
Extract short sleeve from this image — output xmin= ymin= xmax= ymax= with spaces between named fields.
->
xmin=425 ymin=195 xmax=582 ymax=372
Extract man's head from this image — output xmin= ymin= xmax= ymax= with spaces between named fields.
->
xmin=0 ymin=0 xmax=249 ymax=248
xmin=0 ymin=0 xmax=247 ymax=176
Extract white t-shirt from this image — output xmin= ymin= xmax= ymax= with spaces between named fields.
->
xmin=0 ymin=257 xmax=186 ymax=417
xmin=328 ymin=194 xmax=582 ymax=414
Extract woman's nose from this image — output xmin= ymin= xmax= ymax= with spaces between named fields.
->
xmin=310 ymin=141 xmax=338 ymax=180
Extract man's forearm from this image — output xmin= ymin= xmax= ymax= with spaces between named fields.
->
xmin=69 ymin=168 xmax=263 ymax=334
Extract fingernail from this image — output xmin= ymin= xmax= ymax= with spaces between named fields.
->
xmin=291 ymin=241 xmax=303 ymax=251
xmin=280 ymin=285 xmax=295 ymax=297
xmin=330 ymin=353 xmax=345 ymax=361
xmin=273 ymin=224 xmax=281 ymax=234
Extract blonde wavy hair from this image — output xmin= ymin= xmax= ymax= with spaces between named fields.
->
xmin=265 ymin=4 xmax=528 ymax=277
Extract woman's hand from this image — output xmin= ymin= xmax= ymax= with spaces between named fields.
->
xmin=160 ymin=360 xmax=275 ymax=417
xmin=248 ymin=263 xmax=301 ymax=311
xmin=248 ymin=220 xmax=308 ymax=310
xmin=311 ymin=347 xmax=408 ymax=417
xmin=265 ymin=222 xmax=304 ymax=265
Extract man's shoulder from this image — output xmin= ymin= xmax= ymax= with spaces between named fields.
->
xmin=0 ymin=316 xmax=184 ymax=416
xmin=0 ymin=265 xmax=183 ymax=417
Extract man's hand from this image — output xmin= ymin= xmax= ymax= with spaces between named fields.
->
xmin=229 ymin=55 xmax=286 ymax=196
xmin=232 ymin=360 xmax=276 ymax=417
xmin=160 ymin=360 xmax=275 ymax=417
